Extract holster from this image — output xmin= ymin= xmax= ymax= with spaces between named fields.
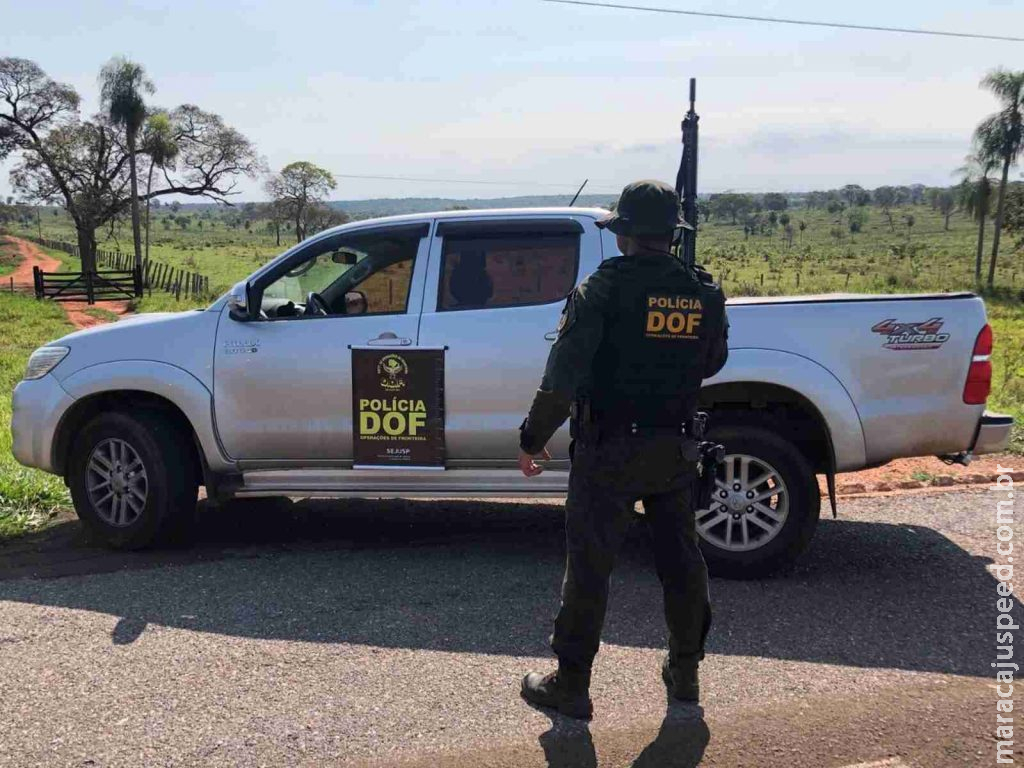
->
xmin=695 ymin=440 xmax=726 ymax=510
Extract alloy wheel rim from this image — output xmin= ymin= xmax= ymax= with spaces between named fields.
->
xmin=86 ymin=438 xmax=148 ymax=527
xmin=695 ymin=452 xmax=789 ymax=552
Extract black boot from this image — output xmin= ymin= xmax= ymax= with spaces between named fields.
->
xmin=662 ymin=656 xmax=700 ymax=702
xmin=521 ymin=666 xmax=593 ymax=720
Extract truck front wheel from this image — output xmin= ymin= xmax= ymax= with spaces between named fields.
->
xmin=697 ymin=420 xmax=820 ymax=579
xmin=67 ymin=410 xmax=198 ymax=550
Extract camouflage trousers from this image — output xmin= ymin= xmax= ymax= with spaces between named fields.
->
xmin=551 ymin=433 xmax=711 ymax=672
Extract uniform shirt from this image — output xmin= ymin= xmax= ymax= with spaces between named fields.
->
xmin=519 ymin=250 xmax=729 ymax=455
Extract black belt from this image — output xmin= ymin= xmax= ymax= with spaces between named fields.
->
xmin=571 ymin=413 xmax=707 ymax=441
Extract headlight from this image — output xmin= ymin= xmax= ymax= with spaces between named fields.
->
xmin=23 ymin=346 xmax=70 ymax=381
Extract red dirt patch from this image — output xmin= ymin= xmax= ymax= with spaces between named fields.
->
xmin=3 ymin=235 xmax=131 ymax=330
xmin=822 ymin=452 xmax=1020 ymax=496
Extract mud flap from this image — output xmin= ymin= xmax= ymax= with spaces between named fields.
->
xmin=825 ymin=440 xmax=838 ymax=519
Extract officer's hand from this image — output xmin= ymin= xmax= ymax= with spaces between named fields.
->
xmin=518 ymin=448 xmax=551 ymax=477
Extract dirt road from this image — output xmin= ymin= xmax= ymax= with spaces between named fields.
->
xmin=5 ymin=235 xmax=131 ymax=329
xmin=0 ymin=487 xmax=1018 ymax=767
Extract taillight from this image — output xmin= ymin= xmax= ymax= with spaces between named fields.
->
xmin=963 ymin=324 xmax=993 ymax=404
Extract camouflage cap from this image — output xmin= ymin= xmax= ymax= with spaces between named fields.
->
xmin=595 ymin=179 xmax=693 ymax=236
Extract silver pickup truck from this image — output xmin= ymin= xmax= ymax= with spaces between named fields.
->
xmin=11 ymin=207 xmax=1014 ymax=576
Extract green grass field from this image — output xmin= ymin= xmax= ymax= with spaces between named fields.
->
xmin=0 ymin=292 xmax=73 ymax=538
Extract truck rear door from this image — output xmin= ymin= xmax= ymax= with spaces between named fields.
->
xmin=416 ymin=215 xmax=603 ymax=464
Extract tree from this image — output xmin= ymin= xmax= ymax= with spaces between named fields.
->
xmin=763 ymin=192 xmax=788 ymax=211
xmin=1 ymin=58 xmax=264 ymax=270
xmin=935 ymin=189 xmax=956 ymax=230
xmin=10 ymin=119 xmax=129 ymax=272
xmin=841 ymin=184 xmax=869 ymax=207
xmin=873 ymin=186 xmax=898 ymax=232
xmin=974 ymin=68 xmax=1024 ymax=288
xmin=847 ymin=207 xmax=868 ymax=239
xmin=303 ymin=202 xmax=350 ymax=237
xmin=100 ymin=57 xmax=153 ymax=274
xmin=140 ymin=111 xmax=178 ymax=261
xmin=1002 ymin=183 xmax=1024 ymax=253
xmin=0 ymin=58 xmax=94 ymax=264
xmin=956 ymin=151 xmax=998 ymax=280
xmin=265 ymin=161 xmax=337 ymax=243
xmin=798 ymin=220 xmax=807 ymax=241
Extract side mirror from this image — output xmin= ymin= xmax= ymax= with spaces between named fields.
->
xmin=228 ymin=281 xmax=254 ymax=321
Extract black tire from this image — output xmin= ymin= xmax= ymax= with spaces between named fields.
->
xmin=67 ymin=409 xmax=199 ymax=550
xmin=699 ymin=417 xmax=820 ymax=579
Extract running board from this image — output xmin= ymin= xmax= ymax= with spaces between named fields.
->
xmin=237 ymin=468 xmax=570 ymax=498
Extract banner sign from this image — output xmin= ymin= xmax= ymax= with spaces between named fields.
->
xmin=352 ymin=347 xmax=446 ymax=469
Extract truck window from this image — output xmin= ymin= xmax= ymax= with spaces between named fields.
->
xmin=438 ymin=233 xmax=579 ymax=312
xmin=261 ymin=228 xmax=421 ymax=318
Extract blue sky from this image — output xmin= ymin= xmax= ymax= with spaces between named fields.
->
xmin=1 ymin=0 xmax=1022 ymax=201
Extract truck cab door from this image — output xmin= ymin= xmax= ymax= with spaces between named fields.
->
xmin=416 ymin=215 xmax=602 ymax=464
xmin=213 ymin=222 xmax=431 ymax=462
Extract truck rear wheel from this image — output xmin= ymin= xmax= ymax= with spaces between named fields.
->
xmin=68 ymin=410 xmax=198 ymax=550
xmin=698 ymin=419 xmax=820 ymax=579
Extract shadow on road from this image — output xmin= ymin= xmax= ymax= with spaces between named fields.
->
xmin=529 ymin=703 xmax=707 ymax=768
xmin=0 ymin=495 xmax=1012 ymax=677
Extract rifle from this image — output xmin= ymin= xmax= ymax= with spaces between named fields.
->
xmin=674 ymin=78 xmax=699 ymax=268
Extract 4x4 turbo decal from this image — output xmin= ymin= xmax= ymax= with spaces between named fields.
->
xmin=871 ymin=318 xmax=949 ymax=350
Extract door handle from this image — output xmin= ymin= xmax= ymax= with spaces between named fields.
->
xmin=367 ymin=332 xmax=412 ymax=346
xmin=544 ymin=331 xmax=558 ymax=341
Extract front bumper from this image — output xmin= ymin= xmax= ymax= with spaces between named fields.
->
xmin=974 ymin=411 xmax=1014 ymax=455
xmin=11 ymin=374 xmax=75 ymax=474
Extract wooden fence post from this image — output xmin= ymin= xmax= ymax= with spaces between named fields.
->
xmin=32 ymin=266 xmax=41 ymax=299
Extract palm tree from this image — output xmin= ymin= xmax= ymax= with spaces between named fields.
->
xmin=99 ymin=57 xmax=154 ymax=275
xmin=956 ymin=151 xmax=998 ymax=281
xmin=974 ymin=68 xmax=1024 ymax=288
xmin=141 ymin=112 xmax=178 ymax=262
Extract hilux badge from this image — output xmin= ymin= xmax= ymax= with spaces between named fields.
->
xmin=224 ymin=339 xmax=260 ymax=355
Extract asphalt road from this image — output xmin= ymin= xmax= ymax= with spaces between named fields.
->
xmin=0 ymin=487 xmax=1019 ymax=767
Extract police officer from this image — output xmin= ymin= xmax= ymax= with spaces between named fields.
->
xmin=517 ymin=180 xmax=729 ymax=719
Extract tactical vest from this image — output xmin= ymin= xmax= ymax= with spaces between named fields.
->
xmin=588 ymin=255 xmax=725 ymax=427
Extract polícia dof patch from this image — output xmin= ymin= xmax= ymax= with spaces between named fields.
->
xmin=645 ymin=293 xmax=702 ymax=340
